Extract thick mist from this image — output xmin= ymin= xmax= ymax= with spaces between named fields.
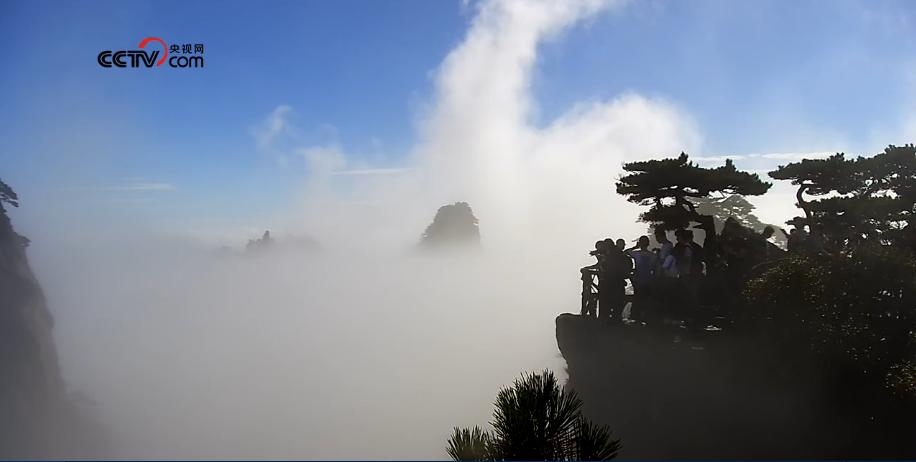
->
xmin=41 ymin=242 xmax=573 ymax=458
xmin=21 ymin=0 xmax=709 ymax=458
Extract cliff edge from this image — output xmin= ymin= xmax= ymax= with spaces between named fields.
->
xmin=555 ymin=312 xmax=914 ymax=458
xmin=0 ymin=183 xmax=103 ymax=457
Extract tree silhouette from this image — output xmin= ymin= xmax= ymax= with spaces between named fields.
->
xmin=586 ymin=148 xmax=916 ymax=456
xmin=616 ymin=152 xmax=771 ymax=258
xmin=734 ymin=145 xmax=916 ymax=453
xmin=0 ymin=179 xmax=28 ymax=248
xmin=769 ymin=145 xmax=916 ymax=247
xmin=744 ymin=245 xmax=916 ymax=448
xmin=694 ymin=194 xmax=764 ymax=231
xmin=447 ymin=370 xmax=620 ymax=460
xmin=447 ymin=426 xmax=492 ymax=460
xmin=0 ymin=179 xmax=19 ymax=212
xmin=757 ymin=147 xmax=916 ymax=390
xmin=768 ymin=153 xmax=853 ymax=229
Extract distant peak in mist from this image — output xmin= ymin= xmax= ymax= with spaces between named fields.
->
xmin=238 ymin=230 xmax=321 ymax=255
xmin=246 ymin=230 xmax=275 ymax=253
xmin=420 ymin=202 xmax=481 ymax=249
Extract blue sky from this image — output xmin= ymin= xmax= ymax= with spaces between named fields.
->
xmin=2 ymin=0 xmax=915 ymax=242
xmin=534 ymin=0 xmax=916 ymax=151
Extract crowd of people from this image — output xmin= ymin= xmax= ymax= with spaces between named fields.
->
xmin=580 ymin=222 xmax=788 ymax=324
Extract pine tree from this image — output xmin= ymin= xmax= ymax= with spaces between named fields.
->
xmin=769 ymin=145 xmax=916 ymax=248
xmin=447 ymin=370 xmax=620 ymax=461
xmin=616 ymin=152 xmax=771 ymax=249
xmin=0 ymin=179 xmax=19 ymax=212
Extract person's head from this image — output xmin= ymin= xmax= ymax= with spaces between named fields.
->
xmin=603 ymin=238 xmax=614 ymax=253
xmin=762 ymin=226 xmax=774 ymax=239
xmin=685 ymin=229 xmax=695 ymax=242
xmin=654 ymin=227 xmax=668 ymax=242
xmin=615 ymin=239 xmax=626 ymax=251
xmin=674 ymin=229 xmax=687 ymax=243
xmin=637 ymin=235 xmax=650 ymax=249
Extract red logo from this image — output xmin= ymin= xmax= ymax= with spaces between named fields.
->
xmin=137 ymin=37 xmax=168 ymax=67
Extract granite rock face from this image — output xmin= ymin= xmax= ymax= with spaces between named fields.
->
xmin=555 ymin=313 xmax=916 ymax=459
xmin=0 ymin=186 xmax=103 ymax=458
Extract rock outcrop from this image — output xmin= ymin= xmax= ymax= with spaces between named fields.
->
xmin=419 ymin=202 xmax=480 ymax=249
xmin=0 ymin=181 xmax=103 ymax=458
xmin=556 ymin=313 xmax=916 ymax=458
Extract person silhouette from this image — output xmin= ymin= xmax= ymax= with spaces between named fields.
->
xmin=627 ymin=236 xmax=656 ymax=321
xmin=579 ymin=241 xmax=604 ymax=317
xmin=672 ymin=229 xmax=703 ymax=318
xmin=599 ymin=238 xmax=632 ymax=324
xmin=654 ymin=227 xmax=674 ymax=275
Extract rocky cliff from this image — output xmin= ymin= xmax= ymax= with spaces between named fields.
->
xmin=0 ymin=183 xmax=103 ymax=458
xmin=556 ymin=313 xmax=916 ymax=458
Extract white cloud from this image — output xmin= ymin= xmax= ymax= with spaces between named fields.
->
xmin=693 ymin=151 xmax=834 ymax=164
xmin=263 ymin=0 xmax=870 ymax=250
xmin=691 ymin=155 xmax=746 ymax=164
xmin=757 ymin=151 xmax=834 ymax=160
xmin=252 ymin=105 xmax=293 ymax=149
xmin=288 ymin=0 xmax=701 ymax=251
xmin=108 ymin=182 xmax=175 ymax=192
xmin=61 ymin=180 xmax=176 ymax=193
xmin=904 ymin=117 xmax=916 ymax=142
xmin=330 ymin=168 xmax=411 ymax=176
xmin=297 ymin=145 xmax=346 ymax=174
